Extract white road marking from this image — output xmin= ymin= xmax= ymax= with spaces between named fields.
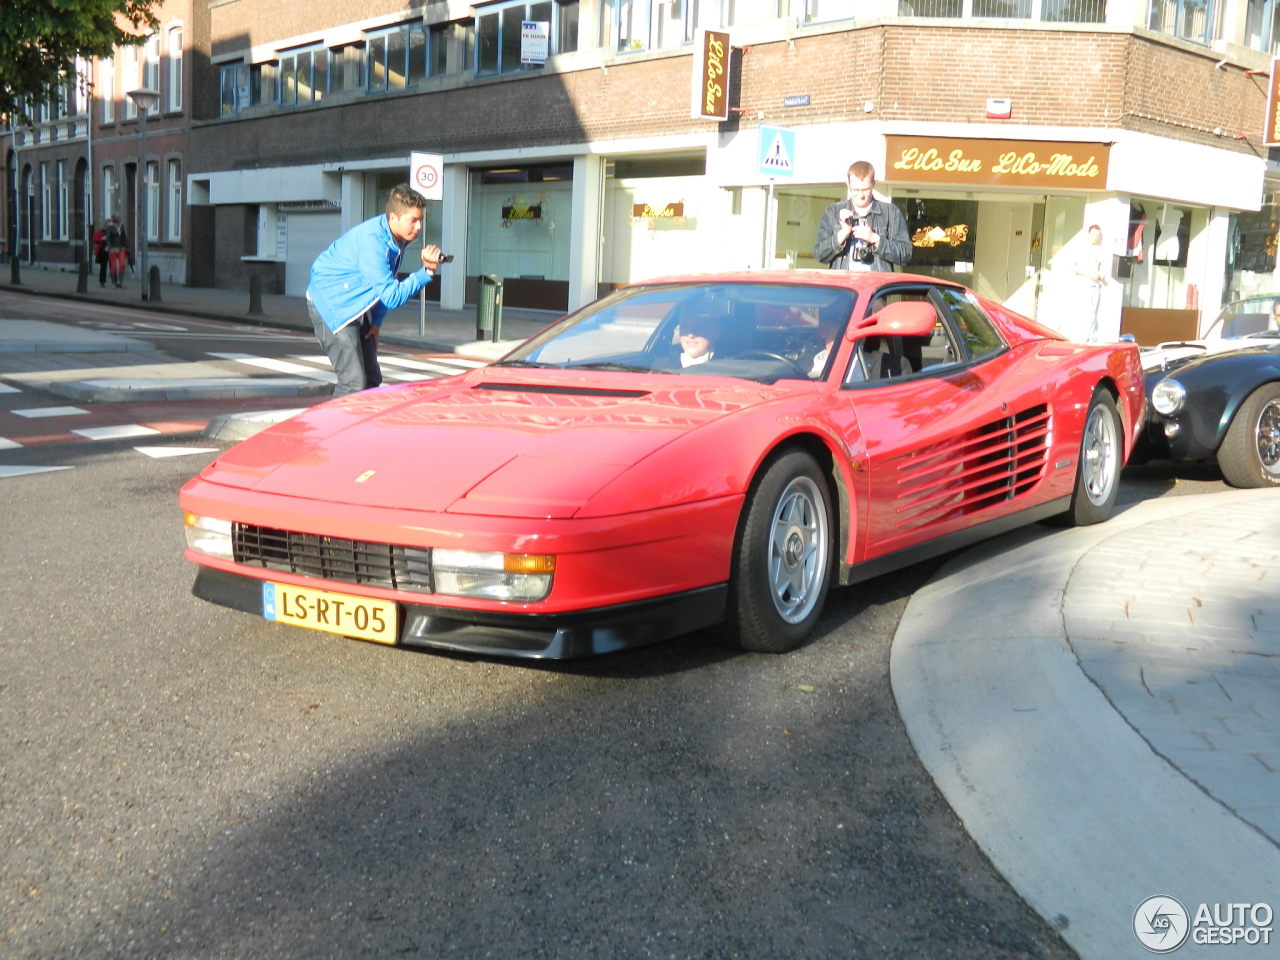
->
xmin=13 ymin=406 xmax=90 ymax=419
xmin=0 ymin=465 xmax=75 ymax=478
xmin=207 ymin=353 xmax=337 ymax=382
xmin=0 ymin=437 xmax=21 ymax=449
xmin=134 ymin=445 xmax=220 ymax=458
xmin=0 ymin=383 xmax=20 ymax=393
xmin=73 ymin=424 xmax=162 ymax=441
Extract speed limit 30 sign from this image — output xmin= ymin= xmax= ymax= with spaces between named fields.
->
xmin=410 ymin=152 xmax=444 ymax=200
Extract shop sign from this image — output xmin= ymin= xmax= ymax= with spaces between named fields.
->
xmin=1265 ymin=57 xmax=1280 ymax=146
xmin=501 ymin=202 xmax=542 ymax=226
xmin=521 ymin=21 xmax=549 ymax=65
xmin=691 ymin=29 xmax=731 ymax=121
xmin=631 ymin=202 xmax=685 ymax=219
xmin=886 ymin=135 xmax=1109 ymax=189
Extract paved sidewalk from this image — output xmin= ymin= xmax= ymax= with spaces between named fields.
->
xmin=893 ymin=488 xmax=1280 ymax=959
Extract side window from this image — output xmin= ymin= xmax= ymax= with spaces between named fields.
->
xmin=846 ymin=287 xmax=960 ymax=383
xmin=934 ymin=287 xmax=1006 ymax=363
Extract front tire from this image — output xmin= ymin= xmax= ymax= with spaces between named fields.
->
xmin=715 ymin=449 xmax=833 ymax=653
xmin=1217 ymin=383 xmax=1280 ymax=488
xmin=1066 ymin=388 xmax=1122 ymax=526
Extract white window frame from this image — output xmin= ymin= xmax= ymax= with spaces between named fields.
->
xmin=100 ymin=55 xmax=115 ymax=122
xmin=122 ymin=45 xmax=139 ymax=118
xmin=102 ymin=166 xmax=117 ymax=220
xmin=146 ymin=160 xmax=160 ymax=242
xmin=40 ymin=163 xmax=52 ymax=241
xmin=143 ymin=34 xmax=161 ymax=109
xmin=166 ymin=158 xmax=182 ymax=240
xmin=166 ymin=25 xmax=184 ymax=111
xmin=56 ymin=160 xmax=69 ymax=240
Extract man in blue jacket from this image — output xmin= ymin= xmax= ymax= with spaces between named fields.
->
xmin=307 ymin=184 xmax=444 ymax=396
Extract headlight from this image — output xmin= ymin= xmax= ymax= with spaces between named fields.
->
xmin=433 ymin=549 xmax=555 ymax=602
xmin=184 ymin=512 xmax=233 ymax=561
xmin=1150 ymin=379 xmax=1186 ymax=416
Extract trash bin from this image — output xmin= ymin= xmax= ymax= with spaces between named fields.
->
xmin=476 ymin=274 xmax=504 ymax=341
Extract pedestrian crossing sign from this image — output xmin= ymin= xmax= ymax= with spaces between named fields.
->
xmin=758 ymin=125 xmax=796 ymax=178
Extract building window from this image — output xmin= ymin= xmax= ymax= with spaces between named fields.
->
xmin=897 ymin=0 xmax=1103 ymax=19
xmin=40 ymin=163 xmax=52 ymax=241
xmin=146 ymin=160 xmax=160 ymax=241
xmin=279 ymin=46 xmax=327 ymax=105
xmin=366 ymin=22 xmax=424 ymax=91
xmin=219 ymin=61 xmax=248 ymax=116
xmin=251 ymin=61 xmax=278 ymax=105
xmin=143 ymin=34 xmax=161 ymax=104
xmin=599 ymin=0 xmax=685 ymax=53
xmin=56 ymin=160 xmax=68 ymax=240
xmin=166 ymin=26 xmax=183 ymax=111
xmin=1245 ymin=0 xmax=1280 ymax=52
xmin=100 ymin=56 xmax=115 ymax=122
xmin=122 ymin=45 xmax=139 ymax=118
xmin=102 ymin=166 xmax=117 ymax=220
xmin=1147 ymin=0 xmax=1216 ymax=44
xmin=478 ymin=0 xmax=576 ymax=74
xmin=167 ymin=159 xmax=182 ymax=240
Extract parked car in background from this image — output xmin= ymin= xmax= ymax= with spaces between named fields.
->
xmin=1137 ymin=322 xmax=1280 ymax=487
xmin=181 ymin=271 xmax=1144 ymax=660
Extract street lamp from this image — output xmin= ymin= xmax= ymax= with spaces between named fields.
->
xmin=127 ymin=87 xmax=160 ymax=300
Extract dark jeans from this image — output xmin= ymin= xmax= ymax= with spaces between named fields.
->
xmin=308 ymin=300 xmax=382 ymax=397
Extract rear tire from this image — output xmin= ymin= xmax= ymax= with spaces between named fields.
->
xmin=1216 ymin=383 xmax=1280 ymax=488
xmin=1066 ymin=388 xmax=1122 ymax=526
xmin=714 ymin=449 xmax=833 ymax=653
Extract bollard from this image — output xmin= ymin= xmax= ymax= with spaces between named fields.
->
xmin=76 ymin=260 xmax=89 ymax=293
xmin=148 ymin=265 xmax=162 ymax=302
xmin=475 ymin=274 xmax=504 ymax=341
xmin=248 ymin=274 xmax=264 ymax=318
xmin=10 ymin=254 xmax=20 ymax=285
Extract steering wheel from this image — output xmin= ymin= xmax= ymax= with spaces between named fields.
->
xmin=735 ymin=350 xmax=810 ymax=378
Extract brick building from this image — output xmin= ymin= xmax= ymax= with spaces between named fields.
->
xmin=3 ymin=2 xmax=194 ymax=287
xmin=7 ymin=0 xmax=1280 ymax=340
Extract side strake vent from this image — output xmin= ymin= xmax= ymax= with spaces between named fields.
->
xmin=894 ymin=405 xmax=1051 ymax=530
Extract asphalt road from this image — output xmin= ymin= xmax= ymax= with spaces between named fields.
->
xmin=0 ymin=299 xmax=1230 ymax=959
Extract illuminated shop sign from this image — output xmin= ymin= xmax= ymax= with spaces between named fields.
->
xmin=886 ymin=135 xmax=1110 ymax=189
xmin=631 ymin=203 xmax=685 ymax=219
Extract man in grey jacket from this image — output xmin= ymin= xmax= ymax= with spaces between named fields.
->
xmin=813 ymin=161 xmax=912 ymax=272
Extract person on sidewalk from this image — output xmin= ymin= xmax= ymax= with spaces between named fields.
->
xmin=813 ymin=160 xmax=912 ymax=273
xmin=306 ymin=184 xmax=443 ymax=397
xmin=93 ymin=221 xmax=110 ymax=287
xmin=105 ymin=216 xmax=129 ymax=288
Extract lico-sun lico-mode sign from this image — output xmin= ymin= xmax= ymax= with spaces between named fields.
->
xmin=885 ymin=135 xmax=1111 ymax=189
xmin=691 ymin=29 xmax=731 ymax=121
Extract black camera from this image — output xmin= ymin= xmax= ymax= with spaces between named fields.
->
xmin=439 ymin=253 xmax=454 ymax=263
xmin=848 ymin=218 xmax=874 ymax=264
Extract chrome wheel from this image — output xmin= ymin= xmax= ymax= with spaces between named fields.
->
xmin=1257 ymin=396 xmax=1280 ymax=479
xmin=1081 ymin=398 xmax=1120 ymax=506
xmin=768 ymin=476 xmax=829 ymax=624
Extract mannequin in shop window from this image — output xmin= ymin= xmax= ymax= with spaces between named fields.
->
xmin=1068 ymin=224 xmax=1110 ymax=343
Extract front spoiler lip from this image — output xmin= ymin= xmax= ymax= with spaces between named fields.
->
xmin=192 ymin=567 xmax=727 ymax=660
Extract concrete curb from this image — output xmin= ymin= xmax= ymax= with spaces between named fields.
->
xmin=891 ymin=490 xmax=1280 ymax=959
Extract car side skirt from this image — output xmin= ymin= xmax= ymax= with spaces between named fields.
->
xmin=838 ymin=495 xmax=1072 ymax=586
xmin=193 ymin=567 xmax=728 ymax=660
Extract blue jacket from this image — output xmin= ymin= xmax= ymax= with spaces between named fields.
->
xmin=306 ymin=213 xmax=433 ymax=332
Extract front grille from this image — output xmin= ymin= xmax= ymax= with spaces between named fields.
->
xmin=233 ymin=523 xmax=432 ymax=593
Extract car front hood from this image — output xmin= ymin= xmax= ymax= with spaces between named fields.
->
xmin=198 ymin=369 xmax=785 ymax=518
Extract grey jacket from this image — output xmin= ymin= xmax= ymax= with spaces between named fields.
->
xmin=813 ymin=197 xmax=912 ymax=272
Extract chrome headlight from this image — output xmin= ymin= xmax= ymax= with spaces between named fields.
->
xmin=433 ymin=550 xmax=555 ymax=602
xmin=1150 ymin=379 xmax=1186 ymax=416
xmin=183 ymin=513 xmax=233 ymax=561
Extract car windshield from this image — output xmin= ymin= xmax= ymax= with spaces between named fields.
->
xmin=496 ymin=282 xmax=858 ymax=384
xmin=1207 ymin=297 xmax=1280 ymax=339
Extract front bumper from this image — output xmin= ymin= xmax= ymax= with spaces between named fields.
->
xmin=193 ymin=567 xmax=727 ymax=660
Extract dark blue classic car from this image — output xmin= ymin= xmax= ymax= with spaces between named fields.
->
xmin=1136 ymin=331 xmax=1280 ymax=487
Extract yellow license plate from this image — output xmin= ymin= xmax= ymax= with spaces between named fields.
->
xmin=262 ymin=582 xmax=398 ymax=645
